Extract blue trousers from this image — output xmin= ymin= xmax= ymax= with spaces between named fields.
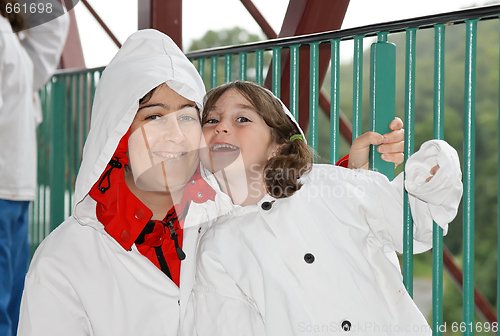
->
xmin=0 ymin=200 xmax=29 ymax=336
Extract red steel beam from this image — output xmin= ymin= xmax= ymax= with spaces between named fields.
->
xmin=60 ymin=8 xmax=85 ymax=68
xmin=138 ymin=0 xmax=182 ymax=49
xmin=81 ymin=0 xmax=121 ymax=48
xmin=443 ymin=247 xmax=497 ymax=324
xmin=262 ymin=0 xmax=352 ymax=143
xmin=239 ymin=0 xmax=276 ymax=39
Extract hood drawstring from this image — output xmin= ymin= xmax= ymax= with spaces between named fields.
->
xmin=97 ymin=158 xmax=123 ymax=193
xmin=135 ymin=211 xmax=186 ymax=261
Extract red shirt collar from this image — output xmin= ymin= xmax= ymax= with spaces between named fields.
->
xmin=89 ymin=163 xmax=215 ymax=251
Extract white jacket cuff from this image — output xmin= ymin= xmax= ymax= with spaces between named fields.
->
xmin=404 ymin=139 xmax=463 ymax=232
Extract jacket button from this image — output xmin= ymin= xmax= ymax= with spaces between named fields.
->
xmin=341 ymin=320 xmax=352 ymax=331
xmin=304 ymin=253 xmax=315 ymax=264
xmin=120 ymin=230 xmax=130 ymax=242
xmin=134 ymin=208 xmax=146 ymax=220
xmin=198 ymin=227 xmax=202 ymax=234
xmin=261 ymin=201 xmax=273 ymax=211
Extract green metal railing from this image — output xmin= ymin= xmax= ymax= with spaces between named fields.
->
xmin=31 ymin=67 xmax=103 ymax=253
xmin=33 ymin=5 xmax=500 ymax=335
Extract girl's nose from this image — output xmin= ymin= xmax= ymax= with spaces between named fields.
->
xmin=214 ymin=121 xmax=229 ymax=134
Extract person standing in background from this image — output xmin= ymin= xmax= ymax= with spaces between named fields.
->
xmin=0 ymin=1 xmax=69 ymax=335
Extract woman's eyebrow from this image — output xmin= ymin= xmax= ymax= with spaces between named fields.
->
xmin=137 ymin=103 xmax=170 ymax=111
xmin=138 ymin=102 xmax=197 ymax=111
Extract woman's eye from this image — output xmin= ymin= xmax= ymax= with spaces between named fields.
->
xmin=236 ymin=116 xmax=251 ymax=123
xmin=179 ymin=115 xmax=196 ymax=122
xmin=145 ymin=114 xmax=162 ymax=121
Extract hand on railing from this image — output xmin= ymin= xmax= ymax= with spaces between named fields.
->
xmin=347 ymin=117 xmax=404 ymax=169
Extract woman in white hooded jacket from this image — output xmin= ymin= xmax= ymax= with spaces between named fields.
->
xmin=185 ymin=81 xmax=463 ymax=336
xmin=17 ymin=29 xmax=231 ymax=336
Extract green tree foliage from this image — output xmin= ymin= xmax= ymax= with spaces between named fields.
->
xmin=187 ymin=27 xmax=270 ymax=89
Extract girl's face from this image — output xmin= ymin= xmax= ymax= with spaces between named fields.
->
xmin=201 ymin=88 xmax=279 ymax=175
xmin=128 ymin=84 xmax=201 ymax=192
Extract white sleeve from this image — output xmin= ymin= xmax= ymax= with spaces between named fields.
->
xmin=355 ymin=139 xmax=462 ymax=254
xmin=17 ymin=265 xmax=91 ymax=336
xmin=21 ymin=8 xmax=69 ymax=91
xmin=183 ymin=236 xmax=265 ymax=336
xmin=0 ymin=37 xmax=4 ymax=110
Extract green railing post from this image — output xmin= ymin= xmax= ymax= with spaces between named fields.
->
xmin=197 ymin=58 xmax=205 ymax=79
xmin=224 ymin=54 xmax=232 ymax=83
xmin=352 ymin=35 xmax=364 ymax=141
xmin=309 ymin=42 xmax=320 ymax=153
xmin=50 ymin=76 xmax=66 ymax=231
xmin=432 ymin=23 xmax=445 ymax=336
xmin=463 ymin=19 xmax=477 ymax=336
xmin=289 ymin=44 xmax=300 ymax=120
xmin=497 ymin=19 xmax=500 ymax=336
xmin=403 ymin=27 xmax=417 ymax=297
xmin=369 ymin=35 xmax=396 ymax=178
xmin=330 ymin=39 xmax=340 ymax=163
xmin=239 ymin=52 xmax=247 ymax=80
xmin=272 ymin=47 xmax=282 ymax=97
xmin=210 ymin=56 xmax=218 ymax=89
xmin=255 ymin=50 xmax=264 ymax=85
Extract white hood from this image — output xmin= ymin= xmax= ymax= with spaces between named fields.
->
xmin=73 ymin=29 xmax=205 ymax=224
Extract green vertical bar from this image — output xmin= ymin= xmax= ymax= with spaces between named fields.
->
xmin=352 ymin=36 xmax=364 ymax=141
xmin=463 ymin=19 xmax=477 ymax=336
xmin=255 ymin=50 xmax=264 ymax=85
xmin=377 ymin=32 xmax=388 ymax=42
xmin=369 ymin=38 xmax=396 ymax=179
xmin=224 ymin=54 xmax=232 ymax=83
xmin=403 ymin=27 xmax=417 ymax=298
xmin=239 ymin=52 xmax=247 ymax=80
xmin=198 ymin=58 xmax=205 ymax=78
xmin=309 ymin=42 xmax=319 ymax=153
xmin=82 ymin=72 xmax=89 ymax=145
xmin=50 ymin=76 xmax=66 ymax=231
xmin=210 ymin=56 xmax=218 ymax=89
xmin=289 ymin=44 xmax=300 ymax=120
xmin=272 ymin=47 xmax=282 ymax=97
xmin=497 ymin=18 xmax=500 ymax=336
xmin=432 ymin=24 xmax=445 ymax=336
xmin=66 ymin=75 xmax=74 ymax=219
xmin=330 ymin=39 xmax=340 ymax=164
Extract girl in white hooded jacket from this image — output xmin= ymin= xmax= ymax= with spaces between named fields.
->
xmin=186 ymin=81 xmax=463 ymax=336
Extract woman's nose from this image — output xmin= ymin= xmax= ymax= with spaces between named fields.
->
xmin=163 ymin=118 xmax=184 ymax=143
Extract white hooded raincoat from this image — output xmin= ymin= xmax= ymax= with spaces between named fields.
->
xmin=18 ymin=30 xmax=223 ymax=336
xmin=186 ymin=102 xmax=463 ymax=335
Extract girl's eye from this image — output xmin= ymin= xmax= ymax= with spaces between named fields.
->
xmin=204 ymin=118 xmax=219 ymax=125
xmin=236 ymin=116 xmax=251 ymax=123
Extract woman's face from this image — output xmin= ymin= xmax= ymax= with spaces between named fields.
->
xmin=200 ymin=88 xmax=279 ymax=175
xmin=128 ymin=84 xmax=201 ymax=192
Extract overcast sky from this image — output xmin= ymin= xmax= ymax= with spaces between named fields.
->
xmin=74 ymin=0 xmax=497 ymax=68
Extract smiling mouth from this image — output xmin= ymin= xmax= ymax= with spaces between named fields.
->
xmin=210 ymin=143 xmax=240 ymax=152
xmin=152 ymin=151 xmax=188 ymax=160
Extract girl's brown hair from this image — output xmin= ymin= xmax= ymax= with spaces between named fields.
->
xmin=203 ymin=81 xmax=313 ymax=198
xmin=0 ymin=0 xmax=25 ymax=33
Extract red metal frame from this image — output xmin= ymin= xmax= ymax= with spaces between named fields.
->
xmin=138 ymin=0 xmax=182 ymax=49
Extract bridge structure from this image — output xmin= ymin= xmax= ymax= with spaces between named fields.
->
xmin=32 ymin=1 xmax=500 ymax=334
